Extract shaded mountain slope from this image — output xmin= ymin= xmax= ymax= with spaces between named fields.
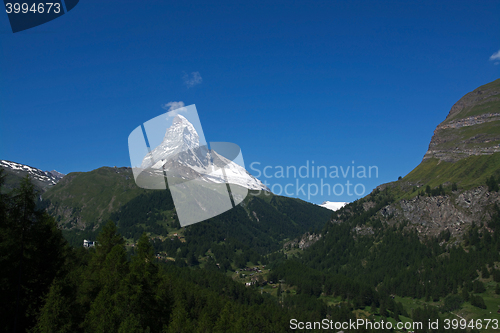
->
xmin=41 ymin=166 xmax=147 ymax=229
xmin=41 ymin=166 xmax=331 ymax=254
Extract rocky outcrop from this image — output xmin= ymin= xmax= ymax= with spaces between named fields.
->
xmin=445 ymin=86 xmax=500 ymax=122
xmin=423 ymin=79 xmax=500 ymax=162
xmin=358 ymin=186 xmax=500 ymax=239
xmin=437 ymin=113 xmax=500 ymax=130
xmin=284 ymin=232 xmax=322 ymax=250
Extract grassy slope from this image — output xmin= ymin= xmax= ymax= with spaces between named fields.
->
xmin=362 ymin=153 xmax=500 ymax=220
xmin=446 ymin=79 xmax=500 ymax=123
xmin=42 ymin=167 xmax=147 ymax=227
xmin=402 ymin=153 xmax=500 ymax=191
xmin=394 ymin=279 xmax=500 ymax=333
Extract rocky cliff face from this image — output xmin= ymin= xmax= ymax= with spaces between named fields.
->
xmin=284 ymin=232 xmax=322 ymax=250
xmin=357 ymin=186 xmax=500 ymax=240
xmin=423 ymin=79 xmax=500 ymax=162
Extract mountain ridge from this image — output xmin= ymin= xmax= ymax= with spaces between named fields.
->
xmin=0 ymin=159 xmax=65 ymax=192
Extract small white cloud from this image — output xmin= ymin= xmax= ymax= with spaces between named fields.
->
xmin=489 ymin=50 xmax=500 ymax=61
xmin=162 ymin=101 xmax=187 ymax=117
xmin=183 ymin=71 xmax=202 ymax=88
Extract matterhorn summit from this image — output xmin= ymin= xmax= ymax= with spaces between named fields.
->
xmin=141 ymin=114 xmax=269 ymax=191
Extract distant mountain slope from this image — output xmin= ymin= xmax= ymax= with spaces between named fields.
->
xmin=0 ymin=160 xmax=65 ymax=193
xmin=41 ymin=166 xmax=146 ymax=229
xmin=404 ymin=152 xmax=500 ymax=190
xmin=319 ymin=201 xmax=348 ymax=211
xmin=41 ymin=166 xmax=331 ymax=250
xmin=101 ymin=189 xmax=332 ymax=254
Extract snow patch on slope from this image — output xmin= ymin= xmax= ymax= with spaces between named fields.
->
xmin=319 ymin=201 xmax=348 ymax=211
xmin=0 ymin=160 xmax=65 ymax=186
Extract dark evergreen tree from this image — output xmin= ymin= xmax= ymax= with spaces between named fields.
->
xmin=461 ymin=288 xmax=470 ymax=302
xmin=473 ymin=280 xmax=486 ymax=293
xmin=487 ymin=175 xmax=499 ymax=192
xmin=440 ymin=294 xmax=463 ymax=313
xmin=426 ymin=185 xmax=431 ymax=196
xmin=481 ymin=265 xmax=490 ymax=279
xmin=0 ymin=174 xmax=68 ymax=333
xmin=470 ymin=295 xmax=487 ymax=309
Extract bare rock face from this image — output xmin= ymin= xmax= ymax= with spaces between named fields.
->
xmin=376 ymin=187 xmax=500 ymax=239
xmin=284 ymin=232 xmax=322 ymax=250
xmin=299 ymin=233 xmax=322 ymax=249
xmin=362 ymin=201 xmax=376 ymax=211
xmin=423 ymin=79 xmax=500 ymax=162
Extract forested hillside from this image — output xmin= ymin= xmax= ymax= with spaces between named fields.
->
xmin=0 ymin=171 xmax=360 ymax=332
xmin=266 ymin=184 xmax=500 ymax=333
xmin=41 ymin=171 xmax=331 ymax=272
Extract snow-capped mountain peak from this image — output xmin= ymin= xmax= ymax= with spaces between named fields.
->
xmin=319 ymin=201 xmax=348 ymax=211
xmin=165 ymin=115 xmax=201 ymax=150
xmin=47 ymin=170 xmax=65 ymax=181
xmin=0 ymin=160 xmax=65 ymax=189
xmin=140 ymin=115 xmax=269 ymax=191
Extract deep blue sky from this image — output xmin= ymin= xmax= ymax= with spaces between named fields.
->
xmin=1 ymin=0 xmax=499 ymax=204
